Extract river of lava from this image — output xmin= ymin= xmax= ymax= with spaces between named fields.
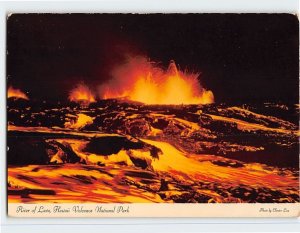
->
xmin=7 ymin=101 xmax=299 ymax=203
xmin=7 ymin=126 xmax=298 ymax=203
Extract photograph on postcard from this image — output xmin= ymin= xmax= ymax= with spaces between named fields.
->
xmin=6 ymin=14 xmax=299 ymax=216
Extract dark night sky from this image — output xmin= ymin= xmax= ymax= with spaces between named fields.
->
xmin=7 ymin=14 xmax=299 ymax=103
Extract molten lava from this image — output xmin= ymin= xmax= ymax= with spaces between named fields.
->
xmin=64 ymin=113 xmax=94 ymax=130
xmin=99 ymin=56 xmax=214 ymax=105
xmin=7 ymin=86 xmax=29 ymax=100
xmin=69 ymin=83 xmax=96 ymax=105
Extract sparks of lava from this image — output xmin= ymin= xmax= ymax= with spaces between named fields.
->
xmin=98 ymin=56 xmax=214 ymax=105
xmin=7 ymin=86 xmax=29 ymax=100
xmin=69 ymin=83 xmax=96 ymax=105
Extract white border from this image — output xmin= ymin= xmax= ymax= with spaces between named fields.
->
xmin=0 ymin=0 xmax=299 ymax=13
xmin=1 ymin=1 xmax=299 ymax=232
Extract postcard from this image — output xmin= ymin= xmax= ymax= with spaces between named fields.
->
xmin=7 ymin=13 xmax=299 ymax=217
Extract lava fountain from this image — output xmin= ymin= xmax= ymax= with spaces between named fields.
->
xmin=98 ymin=56 xmax=214 ymax=105
xmin=69 ymin=83 xmax=96 ymax=106
xmin=7 ymin=86 xmax=29 ymax=100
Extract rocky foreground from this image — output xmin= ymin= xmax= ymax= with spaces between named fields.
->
xmin=7 ymin=99 xmax=299 ymax=203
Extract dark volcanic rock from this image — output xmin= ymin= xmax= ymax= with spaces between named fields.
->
xmin=129 ymin=156 xmax=149 ymax=169
xmin=7 ymin=136 xmax=50 ymax=165
xmin=83 ymin=136 xmax=162 ymax=158
xmin=7 ymin=133 xmax=82 ymax=165
xmin=47 ymin=140 xmax=81 ymax=164
xmin=125 ymin=118 xmax=151 ymax=136
xmin=83 ymin=136 xmax=145 ymax=155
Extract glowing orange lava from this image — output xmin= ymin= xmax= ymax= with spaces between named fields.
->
xmin=64 ymin=113 xmax=94 ymax=130
xmin=69 ymin=83 xmax=96 ymax=105
xmin=98 ymin=56 xmax=214 ymax=105
xmin=7 ymin=86 xmax=29 ymax=100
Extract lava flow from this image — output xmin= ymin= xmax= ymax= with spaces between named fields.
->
xmin=7 ymin=100 xmax=299 ymax=203
xmin=7 ymin=86 xmax=29 ymax=100
xmin=98 ymin=56 xmax=214 ymax=105
xmin=69 ymin=83 xmax=96 ymax=105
